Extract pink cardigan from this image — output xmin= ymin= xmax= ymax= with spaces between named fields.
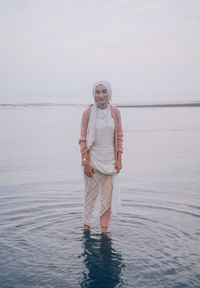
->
xmin=79 ymin=105 xmax=123 ymax=161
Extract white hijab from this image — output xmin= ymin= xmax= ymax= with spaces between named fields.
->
xmin=86 ymin=80 xmax=112 ymax=149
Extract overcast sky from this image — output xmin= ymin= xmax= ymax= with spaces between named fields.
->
xmin=0 ymin=0 xmax=200 ymax=103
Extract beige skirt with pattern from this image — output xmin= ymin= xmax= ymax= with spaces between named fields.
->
xmin=83 ymin=170 xmax=113 ymax=226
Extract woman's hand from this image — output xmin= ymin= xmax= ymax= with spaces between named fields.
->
xmin=84 ymin=161 xmax=95 ymax=177
xmin=115 ymin=152 xmax=122 ymax=173
xmin=114 ymin=159 xmax=122 ymax=173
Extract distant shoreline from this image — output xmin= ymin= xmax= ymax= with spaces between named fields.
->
xmin=117 ymin=102 xmax=200 ymax=108
xmin=0 ymin=102 xmax=200 ymax=108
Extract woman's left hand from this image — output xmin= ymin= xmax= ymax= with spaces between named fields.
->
xmin=114 ymin=159 xmax=122 ymax=173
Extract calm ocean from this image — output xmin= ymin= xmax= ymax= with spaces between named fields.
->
xmin=0 ymin=103 xmax=200 ymax=287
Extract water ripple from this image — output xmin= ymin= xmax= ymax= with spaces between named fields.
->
xmin=0 ymin=180 xmax=200 ymax=287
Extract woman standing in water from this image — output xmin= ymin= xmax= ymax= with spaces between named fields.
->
xmin=79 ymin=80 xmax=123 ymax=234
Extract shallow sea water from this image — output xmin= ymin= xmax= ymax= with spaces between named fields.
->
xmin=0 ymin=105 xmax=200 ymax=288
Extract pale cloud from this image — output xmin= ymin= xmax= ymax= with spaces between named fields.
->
xmin=179 ymin=20 xmax=200 ymax=27
xmin=107 ymin=0 xmax=160 ymax=10
xmin=131 ymin=2 xmax=161 ymax=12
xmin=46 ymin=13 xmax=57 ymax=20
xmin=98 ymin=1 xmax=161 ymax=17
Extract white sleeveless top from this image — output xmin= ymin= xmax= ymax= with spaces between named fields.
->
xmin=90 ymin=106 xmax=117 ymax=175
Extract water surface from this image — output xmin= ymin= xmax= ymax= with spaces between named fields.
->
xmin=0 ymin=105 xmax=200 ymax=287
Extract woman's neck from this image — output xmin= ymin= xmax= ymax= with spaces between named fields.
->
xmin=97 ymin=103 xmax=109 ymax=110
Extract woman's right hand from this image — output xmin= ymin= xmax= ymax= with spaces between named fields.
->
xmin=84 ymin=161 xmax=95 ymax=177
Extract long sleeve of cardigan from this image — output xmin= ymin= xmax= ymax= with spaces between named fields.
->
xmin=79 ymin=109 xmax=89 ymax=156
xmin=116 ymin=109 xmax=123 ymax=153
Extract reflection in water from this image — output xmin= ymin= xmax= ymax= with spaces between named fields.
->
xmin=80 ymin=232 xmax=125 ymax=288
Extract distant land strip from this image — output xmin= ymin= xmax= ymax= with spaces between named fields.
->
xmin=0 ymin=102 xmax=200 ymax=108
xmin=117 ymin=102 xmax=200 ymax=108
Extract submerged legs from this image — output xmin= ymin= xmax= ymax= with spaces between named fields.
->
xmin=100 ymin=207 xmax=111 ymax=235
xmin=84 ymin=224 xmax=90 ymax=232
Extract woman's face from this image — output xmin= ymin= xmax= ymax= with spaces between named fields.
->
xmin=95 ymin=84 xmax=109 ymax=109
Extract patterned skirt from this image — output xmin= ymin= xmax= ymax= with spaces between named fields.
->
xmin=83 ymin=170 xmax=113 ymax=226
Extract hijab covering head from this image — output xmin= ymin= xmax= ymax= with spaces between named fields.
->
xmin=92 ymin=80 xmax=112 ymax=102
xmin=86 ymin=80 xmax=112 ymax=149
